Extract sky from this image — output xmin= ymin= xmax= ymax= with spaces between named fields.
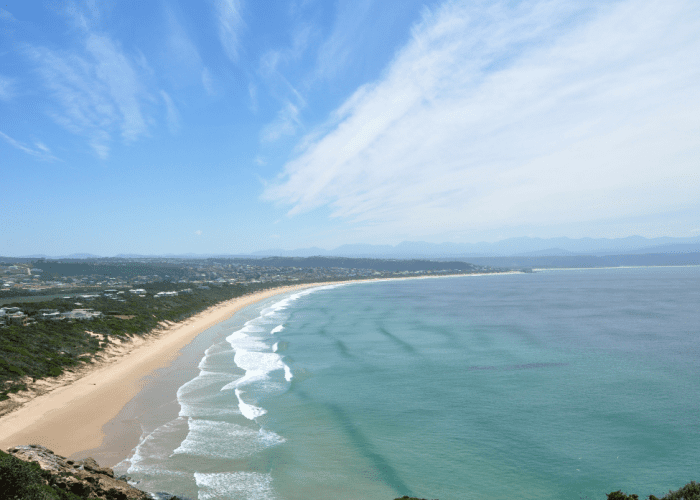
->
xmin=1 ymin=0 xmax=698 ymax=256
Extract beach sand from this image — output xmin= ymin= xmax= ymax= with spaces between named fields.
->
xmin=0 ymin=283 xmax=325 ymax=463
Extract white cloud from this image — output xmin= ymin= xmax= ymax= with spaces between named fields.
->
xmin=314 ymin=0 xmax=373 ymax=81
xmin=0 ymin=131 xmax=59 ymax=161
xmin=202 ymin=68 xmax=216 ymax=95
xmin=0 ymin=76 xmax=14 ymax=100
xmin=261 ymin=101 xmax=301 ymax=142
xmin=248 ymin=81 xmax=258 ymax=111
xmin=165 ymin=7 xmax=202 ymax=69
xmin=86 ymin=35 xmax=146 ymax=141
xmin=264 ymin=0 xmax=700 ymax=239
xmin=161 ymin=90 xmax=180 ymax=134
xmin=194 ymin=229 xmax=203 ymax=236
xmin=217 ymin=0 xmax=244 ymax=62
xmin=62 ymin=0 xmax=105 ymax=31
xmin=28 ymin=33 xmax=149 ymax=158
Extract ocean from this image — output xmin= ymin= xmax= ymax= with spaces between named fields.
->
xmin=113 ymin=267 xmax=700 ymax=500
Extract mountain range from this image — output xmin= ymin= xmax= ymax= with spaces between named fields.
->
xmin=5 ymin=235 xmax=700 ymax=261
xmin=252 ymin=235 xmax=700 ymax=259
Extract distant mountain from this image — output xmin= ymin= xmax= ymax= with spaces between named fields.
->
xmin=254 ymin=235 xmax=700 ymax=259
xmin=251 ymin=246 xmax=329 ymax=257
xmin=518 ymin=248 xmax=578 ymax=257
xmin=63 ymin=253 xmax=103 ymax=259
xmin=466 ymin=252 xmax=700 ymax=269
xmin=9 ymin=235 xmax=700 ymax=261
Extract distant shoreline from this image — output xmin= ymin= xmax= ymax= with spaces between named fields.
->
xmin=530 ymin=264 xmax=700 ymax=271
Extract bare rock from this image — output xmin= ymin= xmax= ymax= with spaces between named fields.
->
xmin=6 ymin=445 xmax=150 ymax=500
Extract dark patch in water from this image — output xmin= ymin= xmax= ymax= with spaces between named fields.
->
xmin=378 ymin=326 xmax=416 ymax=354
xmin=335 ymin=339 xmax=352 ymax=358
xmin=291 ymin=390 xmax=413 ymax=497
xmin=326 ymin=401 xmax=414 ymax=498
xmin=468 ymin=362 xmax=568 ymax=371
xmin=414 ymin=320 xmax=459 ymax=343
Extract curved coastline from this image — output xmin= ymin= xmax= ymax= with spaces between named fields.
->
xmin=0 ymin=272 xmax=518 ymax=468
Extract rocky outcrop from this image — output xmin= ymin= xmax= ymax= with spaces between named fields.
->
xmin=6 ymin=445 xmax=151 ymax=500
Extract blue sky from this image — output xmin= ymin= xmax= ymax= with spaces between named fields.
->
xmin=1 ymin=0 xmax=698 ymax=256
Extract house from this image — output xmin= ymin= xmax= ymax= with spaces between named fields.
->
xmin=40 ymin=310 xmax=64 ymax=321
xmin=7 ymin=312 xmax=28 ymax=326
xmin=62 ymin=309 xmax=103 ymax=320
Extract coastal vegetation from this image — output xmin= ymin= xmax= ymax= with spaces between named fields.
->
xmin=0 ymin=446 xmax=183 ymax=499
xmin=0 ymin=448 xmax=84 ymax=500
xmin=0 ymin=281 xmax=297 ymax=401
xmin=607 ymin=481 xmax=700 ymax=500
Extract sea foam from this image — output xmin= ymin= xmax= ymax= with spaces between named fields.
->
xmin=195 ymin=471 xmax=277 ymax=500
xmin=174 ymin=419 xmax=284 ymax=460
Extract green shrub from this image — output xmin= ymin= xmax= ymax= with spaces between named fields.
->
xmin=0 ymin=452 xmax=88 ymax=500
xmin=608 ymin=491 xmax=639 ymax=500
xmin=0 ymin=451 xmax=47 ymax=499
xmin=656 ymin=481 xmax=700 ymax=500
xmin=609 ymin=481 xmax=700 ymax=500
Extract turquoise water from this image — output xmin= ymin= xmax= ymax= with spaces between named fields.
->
xmin=116 ymin=267 xmax=700 ymax=500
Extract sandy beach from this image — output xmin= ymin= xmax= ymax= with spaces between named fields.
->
xmin=0 ymin=283 xmax=326 ymax=460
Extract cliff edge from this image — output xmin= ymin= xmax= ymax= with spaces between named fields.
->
xmin=1 ymin=445 xmax=180 ymax=500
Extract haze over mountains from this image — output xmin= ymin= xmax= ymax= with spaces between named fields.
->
xmin=9 ymin=235 xmax=700 ymax=260
xmin=253 ymin=235 xmax=700 ymax=259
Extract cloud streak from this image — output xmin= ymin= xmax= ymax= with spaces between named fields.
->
xmin=217 ymin=0 xmax=244 ymax=62
xmin=0 ymin=75 xmax=14 ymax=100
xmin=264 ymin=0 xmax=700 ymax=239
xmin=28 ymin=33 xmax=149 ymax=158
xmin=161 ymin=90 xmax=180 ymax=134
xmin=0 ymin=131 xmax=60 ymax=161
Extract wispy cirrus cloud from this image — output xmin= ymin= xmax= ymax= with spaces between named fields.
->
xmin=256 ymin=23 xmax=313 ymax=142
xmin=217 ymin=0 xmax=244 ymax=62
xmin=202 ymin=68 xmax=216 ymax=95
xmin=161 ymin=90 xmax=181 ymax=134
xmin=28 ymin=33 xmax=148 ymax=158
xmin=264 ymin=0 xmax=700 ymax=239
xmin=0 ymin=75 xmax=14 ymax=100
xmin=313 ymin=0 xmax=373 ymax=82
xmin=165 ymin=8 xmax=201 ymax=68
xmin=0 ymin=131 xmax=60 ymax=161
xmin=261 ymin=101 xmax=302 ymax=143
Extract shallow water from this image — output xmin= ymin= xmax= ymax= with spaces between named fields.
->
xmin=116 ymin=268 xmax=700 ymax=500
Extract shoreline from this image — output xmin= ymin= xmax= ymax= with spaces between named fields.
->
xmin=0 ymin=282 xmax=337 ymax=459
xmin=0 ymin=272 xmax=519 ymax=465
